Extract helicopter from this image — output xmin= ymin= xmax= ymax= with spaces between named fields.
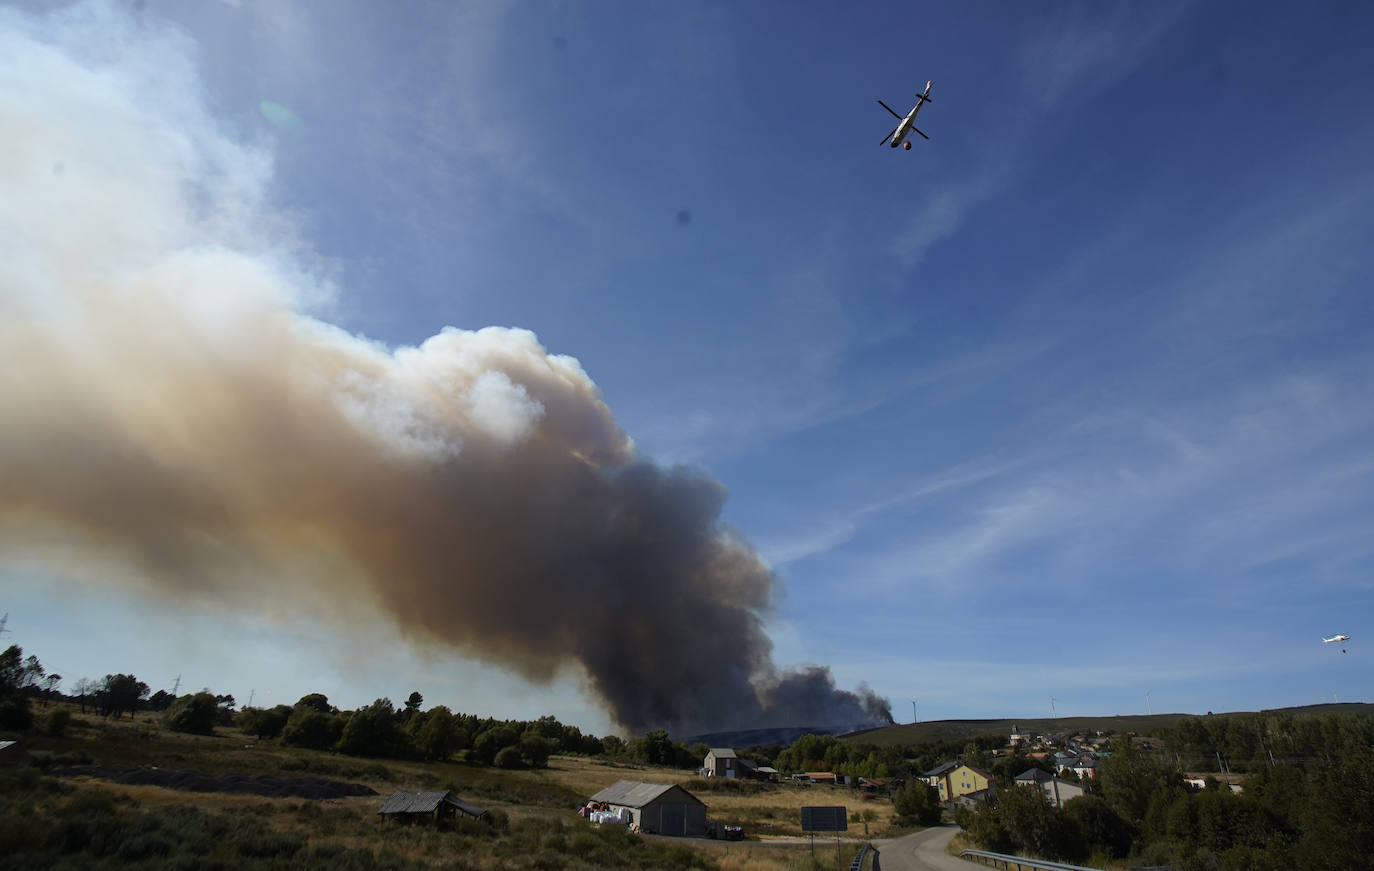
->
xmin=877 ymin=81 xmax=933 ymax=150
xmin=1323 ymin=634 xmax=1351 ymax=654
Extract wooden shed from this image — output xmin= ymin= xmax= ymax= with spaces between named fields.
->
xmin=0 ymin=740 xmax=33 ymax=767
xmin=378 ymin=790 xmax=486 ymax=827
xmin=703 ymin=747 xmax=737 ymax=777
xmin=588 ymin=780 xmax=707 ymax=837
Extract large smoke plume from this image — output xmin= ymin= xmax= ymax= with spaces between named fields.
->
xmin=0 ymin=4 xmax=890 ymax=735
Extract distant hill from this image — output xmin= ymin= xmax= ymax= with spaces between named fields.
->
xmin=681 ymin=723 xmax=878 ymax=748
xmin=838 ymin=702 xmax=1374 ymax=747
xmin=678 ymin=703 xmax=1374 ymax=750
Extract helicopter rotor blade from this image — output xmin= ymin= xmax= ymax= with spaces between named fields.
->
xmin=912 ymin=126 xmax=929 ymax=140
xmin=876 ymin=99 xmax=904 ymax=121
xmin=880 ymin=126 xmax=899 ymax=146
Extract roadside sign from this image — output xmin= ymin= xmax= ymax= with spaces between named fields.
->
xmin=801 ymin=805 xmax=848 ymax=832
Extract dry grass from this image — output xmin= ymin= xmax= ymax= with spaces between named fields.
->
xmin=20 ymin=706 xmax=897 ymax=868
xmin=947 ymin=830 xmax=974 ymax=856
xmin=539 ymin=756 xmax=900 ymax=838
xmin=693 ymin=840 xmax=855 ymax=871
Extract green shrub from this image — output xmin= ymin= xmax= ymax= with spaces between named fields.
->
xmin=0 ymin=696 xmax=33 ymax=730
xmin=59 ymin=787 xmax=118 ymax=817
xmin=893 ymin=780 xmax=942 ymax=825
xmin=0 ymin=813 xmax=41 ymax=854
xmin=281 ymin=708 xmax=340 ymax=750
xmin=116 ymin=830 xmax=176 ymax=861
xmin=163 ymin=692 xmax=220 ymax=734
xmin=37 ymin=707 xmax=71 ymax=737
xmin=495 ymin=745 xmax=524 ymax=769
xmin=5 ymin=766 xmax=43 ymax=792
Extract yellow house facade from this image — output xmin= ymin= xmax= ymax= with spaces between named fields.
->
xmin=930 ymin=763 xmax=993 ymax=802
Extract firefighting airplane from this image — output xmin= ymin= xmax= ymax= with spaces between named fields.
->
xmin=1322 ymin=634 xmax=1351 ymax=644
xmin=877 ymin=81 xmax=933 ymax=150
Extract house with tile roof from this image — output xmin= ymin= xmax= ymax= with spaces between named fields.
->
xmin=1015 ymin=767 xmax=1085 ymax=808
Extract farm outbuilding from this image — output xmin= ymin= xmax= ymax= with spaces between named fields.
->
xmin=703 ymin=747 xmax=737 ymax=777
xmin=587 ymin=780 xmax=707 ymax=837
xmin=378 ymin=790 xmax=486 ymax=827
xmin=0 ymin=740 xmax=33 ymax=767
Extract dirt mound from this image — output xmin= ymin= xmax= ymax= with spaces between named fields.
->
xmin=54 ymin=765 xmax=379 ymax=799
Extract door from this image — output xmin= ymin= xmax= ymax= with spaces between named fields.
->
xmin=660 ymin=802 xmax=685 ymax=836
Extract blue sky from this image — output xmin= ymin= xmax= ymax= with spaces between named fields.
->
xmin=2 ymin=0 xmax=1371 ymax=735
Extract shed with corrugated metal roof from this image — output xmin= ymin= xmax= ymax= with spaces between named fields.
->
xmin=587 ymin=780 xmax=707 ymax=837
xmin=0 ymin=740 xmax=33 ymax=767
xmin=378 ymin=790 xmax=486 ymax=827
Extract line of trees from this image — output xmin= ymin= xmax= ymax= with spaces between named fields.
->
xmin=1161 ymin=708 xmax=1374 ymax=772
xmin=234 ymin=693 xmax=609 ymax=769
xmin=1 ymin=640 xmax=715 ymax=774
xmin=957 ymin=715 xmax=1374 ymax=870
xmin=768 ymin=729 xmax=1011 ymax=785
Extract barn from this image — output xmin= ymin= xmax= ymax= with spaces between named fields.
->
xmin=378 ymin=790 xmax=487 ymax=827
xmin=587 ymin=780 xmax=707 ymax=837
xmin=0 ymin=740 xmax=33 ymax=767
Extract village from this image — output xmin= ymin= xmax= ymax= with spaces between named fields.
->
xmin=369 ymin=725 xmax=1202 ymax=841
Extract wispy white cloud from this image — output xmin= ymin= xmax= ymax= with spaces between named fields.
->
xmin=837 ymin=353 xmax=1374 ymax=599
xmin=628 ymin=315 xmax=1058 ymax=466
xmin=755 ymin=459 xmax=1023 ymax=568
xmin=835 ymin=118 xmax=1374 ymax=599
xmin=888 ymin=173 xmax=1008 ymax=269
xmin=890 ymin=2 xmax=1191 ymax=269
xmin=779 ymin=633 xmax=1312 ymax=720
xmin=1016 ymin=2 xmax=1192 ymax=107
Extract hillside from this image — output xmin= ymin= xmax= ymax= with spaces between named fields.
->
xmin=839 ymin=702 xmax=1374 ymax=747
xmin=2 ymin=704 xmax=877 ymax=871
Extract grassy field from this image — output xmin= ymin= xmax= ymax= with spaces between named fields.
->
xmin=3 ymin=704 xmax=890 ymax=870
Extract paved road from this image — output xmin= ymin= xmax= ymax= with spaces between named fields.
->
xmin=873 ymin=825 xmax=970 ymax=871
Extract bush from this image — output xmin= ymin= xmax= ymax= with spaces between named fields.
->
xmin=0 ymin=696 xmax=33 ymax=730
xmin=337 ymin=698 xmax=411 ymax=758
xmin=162 ymin=692 xmax=219 ymax=734
xmin=893 ymin=781 xmax=942 ymax=826
xmin=237 ymin=705 xmax=291 ymax=739
xmin=0 ymin=766 xmax=47 ymax=794
xmin=495 ymin=745 xmax=524 ymax=769
xmin=520 ymin=733 xmax=554 ymax=768
xmin=37 ymin=707 xmax=71 ymax=737
xmin=281 ymin=708 xmax=340 ymax=750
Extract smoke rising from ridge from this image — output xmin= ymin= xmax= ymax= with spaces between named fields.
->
xmin=0 ymin=4 xmax=891 ymax=735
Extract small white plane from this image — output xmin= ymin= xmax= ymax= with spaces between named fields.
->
xmin=1322 ymin=634 xmax=1350 ymax=643
xmin=877 ymin=81 xmax=933 ymax=150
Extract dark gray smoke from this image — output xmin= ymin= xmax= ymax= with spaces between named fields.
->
xmin=0 ymin=2 xmax=890 ymax=735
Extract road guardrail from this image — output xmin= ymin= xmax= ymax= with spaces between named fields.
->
xmin=959 ymin=848 xmax=1105 ymax=871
